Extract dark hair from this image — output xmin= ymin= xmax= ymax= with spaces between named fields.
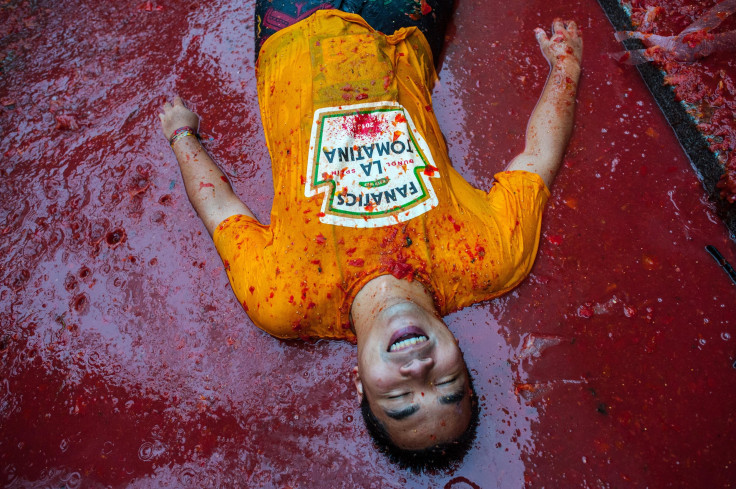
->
xmin=360 ymin=373 xmax=480 ymax=472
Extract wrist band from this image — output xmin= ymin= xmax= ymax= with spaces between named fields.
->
xmin=169 ymin=126 xmax=198 ymax=146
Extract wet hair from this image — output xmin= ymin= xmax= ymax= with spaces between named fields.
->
xmin=360 ymin=373 xmax=480 ymax=472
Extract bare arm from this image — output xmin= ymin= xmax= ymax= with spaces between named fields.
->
xmin=506 ymin=19 xmax=583 ymax=188
xmin=159 ymin=97 xmax=257 ymax=236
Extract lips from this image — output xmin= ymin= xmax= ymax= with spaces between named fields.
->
xmin=388 ymin=326 xmax=429 ymax=352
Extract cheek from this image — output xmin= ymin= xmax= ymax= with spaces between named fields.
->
xmin=359 ymin=363 xmax=395 ymax=392
xmin=438 ymin=343 xmax=464 ymax=367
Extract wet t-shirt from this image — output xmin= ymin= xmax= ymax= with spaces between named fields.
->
xmin=213 ymin=10 xmax=549 ymax=341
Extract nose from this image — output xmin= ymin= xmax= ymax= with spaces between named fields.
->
xmin=399 ymin=357 xmax=434 ymax=377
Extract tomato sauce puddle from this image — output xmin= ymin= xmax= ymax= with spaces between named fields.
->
xmin=1 ymin=0 xmax=735 ymax=487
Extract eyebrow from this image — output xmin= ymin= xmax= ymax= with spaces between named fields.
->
xmin=384 ymin=389 xmax=465 ymax=420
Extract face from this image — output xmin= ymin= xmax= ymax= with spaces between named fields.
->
xmin=354 ymin=303 xmax=472 ymax=450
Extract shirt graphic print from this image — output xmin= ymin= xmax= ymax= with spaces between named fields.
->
xmin=305 ymin=101 xmax=440 ymax=228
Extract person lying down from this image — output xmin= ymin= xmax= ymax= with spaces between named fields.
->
xmin=159 ymin=0 xmax=582 ymax=471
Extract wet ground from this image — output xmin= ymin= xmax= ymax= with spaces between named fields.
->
xmin=1 ymin=0 xmax=735 ymax=487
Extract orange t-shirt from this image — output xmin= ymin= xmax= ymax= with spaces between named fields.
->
xmin=213 ymin=10 xmax=549 ymax=341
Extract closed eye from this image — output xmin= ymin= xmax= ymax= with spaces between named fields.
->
xmin=436 ymin=377 xmax=457 ymax=386
xmin=439 ymin=390 xmax=465 ymax=405
xmin=387 ymin=392 xmax=409 ymax=399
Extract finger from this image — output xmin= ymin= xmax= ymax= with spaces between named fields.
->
xmin=567 ymin=20 xmax=578 ymax=37
xmin=535 ymin=27 xmax=549 ymax=45
xmin=159 ymin=113 xmax=165 ymax=122
xmin=173 ymin=96 xmax=184 ymax=107
xmin=552 ymin=18 xmax=564 ymax=35
xmin=163 ymin=102 xmax=172 ymax=111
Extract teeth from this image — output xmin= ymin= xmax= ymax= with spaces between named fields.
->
xmin=389 ymin=335 xmax=428 ymax=352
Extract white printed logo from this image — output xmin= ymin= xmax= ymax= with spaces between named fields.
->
xmin=305 ymin=101 xmax=440 ymax=228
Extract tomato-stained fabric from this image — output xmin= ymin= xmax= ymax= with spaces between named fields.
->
xmin=213 ymin=10 xmax=549 ymax=341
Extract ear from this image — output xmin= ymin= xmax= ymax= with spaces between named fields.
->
xmin=352 ymin=366 xmax=364 ymax=398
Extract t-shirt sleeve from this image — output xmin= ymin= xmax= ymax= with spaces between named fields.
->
xmin=212 ymin=214 xmax=274 ymax=322
xmin=430 ymin=169 xmax=550 ymax=315
xmin=483 ymin=170 xmax=550 ymax=294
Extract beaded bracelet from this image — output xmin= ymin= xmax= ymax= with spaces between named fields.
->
xmin=169 ymin=126 xmax=198 ymax=146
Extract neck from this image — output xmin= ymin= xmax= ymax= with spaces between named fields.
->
xmin=351 ymin=275 xmax=437 ymax=339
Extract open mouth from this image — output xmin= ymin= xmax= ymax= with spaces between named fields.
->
xmin=388 ymin=326 xmax=429 ymax=352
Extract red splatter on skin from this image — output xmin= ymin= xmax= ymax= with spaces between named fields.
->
xmin=248 ymin=286 xmax=255 ymax=294
xmin=345 ymin=247 xmax=357 ymax=256
xmin=220 ymin=176 xmax=228 ymax=183
xmin=348 ymin=259 xmax=365 ymax=267
xmin=199 ymin=182 xmax=214 ymax=190
xmin=355 ymin=93 xmax=368 ymax=100
xmin=315 ymin=234 xmax=327 ymax=245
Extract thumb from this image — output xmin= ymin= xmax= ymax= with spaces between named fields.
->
xmin=534 ymin=28 xmax=548 ymax=45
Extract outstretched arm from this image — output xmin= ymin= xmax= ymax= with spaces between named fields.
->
xmin=159 ymin=97 xmax=257 ymax=235
xmin=506 ymin=19 xmax=583 ymax=188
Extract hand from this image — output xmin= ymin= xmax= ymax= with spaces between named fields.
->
xmin=159 ymin=96 xmax=200 ymax=141
xmin=535 ymin=19 xmax=583 ymax=68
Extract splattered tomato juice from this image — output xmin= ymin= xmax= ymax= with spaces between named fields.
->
xmin=1 ymin=0 xmax=734 ymax=487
